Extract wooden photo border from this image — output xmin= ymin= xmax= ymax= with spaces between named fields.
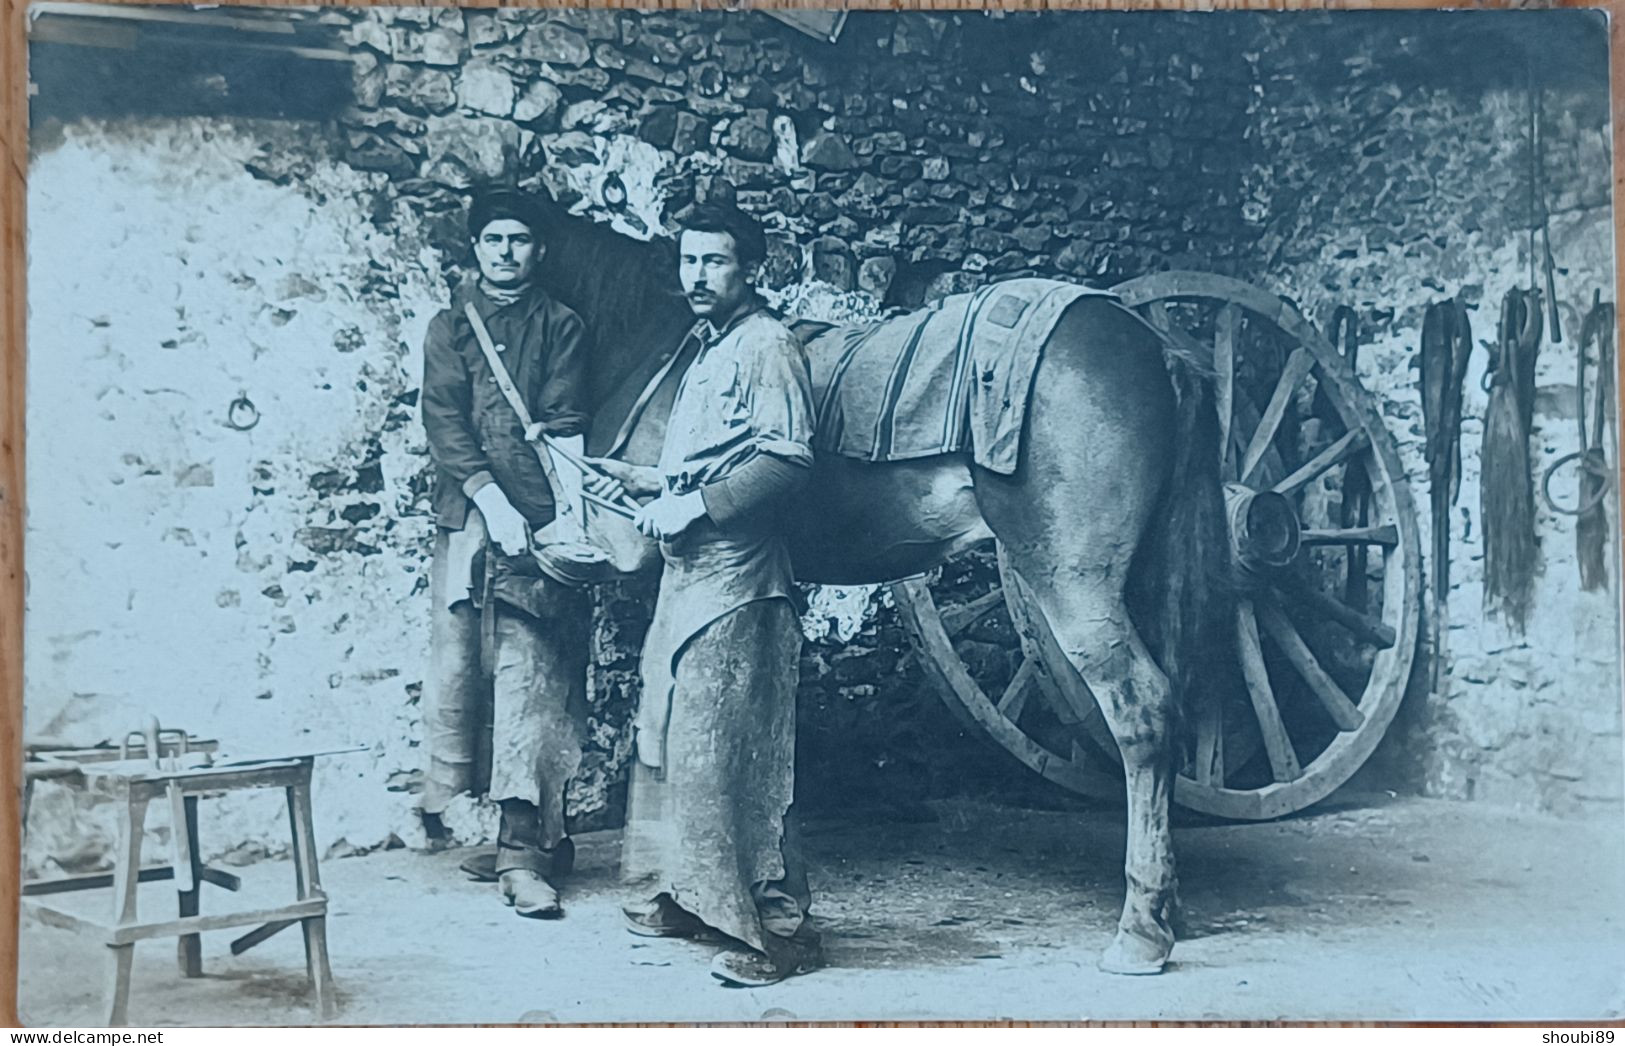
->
xmin=3 ymin=0 xmax=1624 ymax=1029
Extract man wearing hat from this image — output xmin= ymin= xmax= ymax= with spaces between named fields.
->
xmin=418 ymin=188 xmax=592 ymax=919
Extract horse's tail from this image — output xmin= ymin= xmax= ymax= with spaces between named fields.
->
xmin=1132 ymin=339 xmax=1233 ymax=729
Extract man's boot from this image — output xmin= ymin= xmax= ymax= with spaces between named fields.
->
xmin=499 ymin=869 xmax=562 ymax=919
xmin=496 ymin=799 xmax=563 ymax=919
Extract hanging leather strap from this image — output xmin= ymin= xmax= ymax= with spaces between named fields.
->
xmin=1577 ymin=293 xmax=1615 ymax=457
xmin=463 ymin=302 xmax=571 ymax=664
xmin=1543 ymin=292 xmax=1615 ymax=518
xmin=462 ymin=303 xmax=579 ymax=532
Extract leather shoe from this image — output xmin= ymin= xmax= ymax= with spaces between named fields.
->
xmin=709 ymin=937 xmax=823 ymax=987
xmin=623 ymin=895 xmax=710 ymax=939
xmin=499 ymin=870 xmax=562 ymax=919
xmin=459 ymin=848 xmax=499 ymax=882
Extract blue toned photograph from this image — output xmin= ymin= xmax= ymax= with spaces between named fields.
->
xmin=15 ymin=4 xmax=1623 ymax=1025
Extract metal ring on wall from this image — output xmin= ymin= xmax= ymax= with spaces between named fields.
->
xmin=1541 ymin=449 xmax=1612 ymax=516
xmin=227 ymin=395 xmax=261 ymax=431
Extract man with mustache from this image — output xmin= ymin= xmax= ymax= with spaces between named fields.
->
xmin=418 ymin=188 xmax=591 ymax=919
xmin=588 ymin=201 xmax=822 ymax=986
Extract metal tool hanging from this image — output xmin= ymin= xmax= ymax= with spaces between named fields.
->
xmin=1541 ymin=292 xmax=1615 ymax=590
xmin=1330 ymin=307 xmax=1372 ymax=611
xmin=1419 ymin=298 xmax=1473 ymax=688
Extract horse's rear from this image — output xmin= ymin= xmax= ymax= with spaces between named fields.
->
xmin=798 ymin=293 xmax=1225 ymax=973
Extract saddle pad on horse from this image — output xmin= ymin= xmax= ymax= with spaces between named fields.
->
xmin=804 ymin=278 xmax=1114 ymax=474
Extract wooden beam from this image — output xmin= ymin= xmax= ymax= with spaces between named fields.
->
xmin=20 ymin=899 xmax=102 ymax=936
xmin=230 ymin=919 xmax=296 ymax=956
xmin=29 ymin=11 xmax=352 ymax=62
xmin=31 ymin=3 xmax=300 ymax=35
xmin=23 ymin=865 xmax=174 ymax=896
xmin=200 ymin=866 xmax=242 ymax=892
xmin=761 ymin=9 xmax=847 ymax=43
xmin=110 ymin=899 xmax=327 ymax=945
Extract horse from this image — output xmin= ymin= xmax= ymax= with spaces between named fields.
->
xmin=535 ymin=219 xmax=1229 ymax=975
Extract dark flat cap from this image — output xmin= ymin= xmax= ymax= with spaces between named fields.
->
xmin=468 ymin=189 xmax=551 ymax=240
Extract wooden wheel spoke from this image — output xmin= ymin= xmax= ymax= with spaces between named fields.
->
xmin=1216 ymin=305 xmax=1239 ymax=479
xmin=1300 ymin=524 xmax=1398 ymax=548
xmin=941 ymin=588 xmax=1005 ymax=639
xmin=1240 ymin=348 xmax=1316 ymax=487
xmin=1193 ymin=698 xmax=1225 ymax=787
xmin=1236 ymin=601 xmax=1302 ymax=783
xmin=1272 ymin=428 xmax=1370 ymax=496
xmin=1256 ymin=603 xmax=1365 ymax=732
xmin=1274 ymin=577 xmax=1397 ymax=649
xmin=996 ymin=658 xmax=1039 ymax=720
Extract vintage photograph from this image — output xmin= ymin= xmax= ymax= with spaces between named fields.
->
xmin=14 ymin=3 xmax=1624 ymax=1026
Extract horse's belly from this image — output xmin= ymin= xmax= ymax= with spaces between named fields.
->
xmin=786 ymin=453 xmax=991 ymax=585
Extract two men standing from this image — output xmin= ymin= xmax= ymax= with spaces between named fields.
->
xmin=420 ymin=188 xmax=820 ymax=985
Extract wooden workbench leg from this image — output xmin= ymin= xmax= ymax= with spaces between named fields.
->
xmin=287 ymin=769 xmax=335 ymax=1020
xmin=105 ymin=787 xmax=149 ymax=1028
xmin=176 ymin=794 xmax=203 ymax=977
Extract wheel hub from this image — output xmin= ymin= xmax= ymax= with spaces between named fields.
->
xmin=1224 ymin=482 xmax=1302 ymax=576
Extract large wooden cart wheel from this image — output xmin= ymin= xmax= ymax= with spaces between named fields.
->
xmin=892 ymin=272 xmax=1422 ymax=821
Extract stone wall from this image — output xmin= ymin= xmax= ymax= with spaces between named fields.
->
xmin=1242 ymin=13 xmax=1622 ymax=814
xmin=335 ymin=9 xmax=1259 ymax=292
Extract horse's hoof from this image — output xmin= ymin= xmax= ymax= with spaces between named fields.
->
xmin=1098 ymin=930 xmax=1169 ymax=976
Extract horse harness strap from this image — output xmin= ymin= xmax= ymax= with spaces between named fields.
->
xmin=462 ymin=302 xmax=577 ymax=665
xmin=1541 ymin=294 xmax=1616 ymax=520
xmin=1576 ymin=296 xmax=1614 ymax=460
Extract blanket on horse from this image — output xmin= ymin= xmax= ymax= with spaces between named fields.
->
xmin=801 ymin=279 xmax=1112 ymax=474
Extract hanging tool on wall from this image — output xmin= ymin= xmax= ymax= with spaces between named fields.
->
xmin=1481 ymin=287 xmax=1543 ymax=631
xmin=1521 ymin=44 xmax=1565 ymax=348
xmin=1419 ymin=297 xmax=1473 ymax=689
xmin=1330 ymin=307 xmax=1372 ymax=612
xmin=1540 ymin=292 xmax=1615 ymax=590
xmin=1572 ymin=296 xmax=1613 ymax=589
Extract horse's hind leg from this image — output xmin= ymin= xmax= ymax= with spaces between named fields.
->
xmin=974 ymin=296 xmax=1182 ymax=973
xmin=1006 ymin=570 xmax=1180 ymax=974
xmin=1073 ymin=609 xmax=1179 ymax=974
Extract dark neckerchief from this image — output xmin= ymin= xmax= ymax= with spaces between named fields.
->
xmin=477 ymin=277 xmax=526 ymax=309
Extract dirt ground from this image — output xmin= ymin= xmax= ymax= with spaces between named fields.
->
xmin=16 ymin=793 xmax=1625 ymax=1025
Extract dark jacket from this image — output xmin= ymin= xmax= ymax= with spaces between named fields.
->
xmin=421 ymin=279 xmax=591 ymax=530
